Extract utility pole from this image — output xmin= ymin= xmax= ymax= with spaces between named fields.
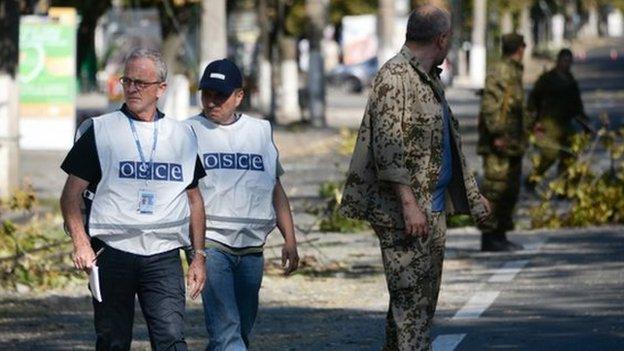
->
xmin=378 ymin=0 xmax=395 ymax=65
xmin=0 ymin=0 xmax=21 ymax=197
xmin=306 ymin=0 xmax=327 ymax=127
xmin=470 ymin=0 xmax=487 ymax=88
xmin=200 ymin=0 xmax=227 ymax=73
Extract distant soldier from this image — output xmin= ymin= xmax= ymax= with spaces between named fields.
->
xmin=527 ymin=48 xmax=591 ymax=187
xmin=477 ymin=33 xmax=530 ymax=252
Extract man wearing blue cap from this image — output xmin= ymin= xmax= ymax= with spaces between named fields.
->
xmin=185 ymin=59 xmax=299 ymax=351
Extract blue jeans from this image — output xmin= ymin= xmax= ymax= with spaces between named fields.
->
xmin=201 ymin=248 xmax=264 ymax=351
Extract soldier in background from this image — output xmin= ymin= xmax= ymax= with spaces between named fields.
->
xmin=477 ymin=33 xmax=530 ymax=252
xmin=526 ymin=48 xmax=591 ymax=188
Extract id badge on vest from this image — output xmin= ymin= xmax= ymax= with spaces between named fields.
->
xmin=138 ymin=189 xmax=156 ymax=214
xmin=128 ymin=117 xmax=159 ymax=215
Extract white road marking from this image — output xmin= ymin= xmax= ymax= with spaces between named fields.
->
xmin=452 ymin=291 xmax=500 ymax=320
xmin=523 ymin=238 xmax=547 ymax=252
xmin=488 ymin=260 xmax=530 ymax=283
xmin=433 ymin=334 xmax=466 ymax=351
xmin=436 ymin=235 xmax=544 ymax=348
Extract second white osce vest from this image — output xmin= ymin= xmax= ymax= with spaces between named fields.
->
xmin=186 ymin=114 xmax=278 ymax=248
xmin=89 ymin=111 xmax=198 ymax=255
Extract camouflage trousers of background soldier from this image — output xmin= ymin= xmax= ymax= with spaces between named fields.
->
xmin=528 ymin=123 xmax=576 ymax=185
xmin=373 ymin=212 xmax=446 ymax=351
xmin=478 ymin=154 xmax=522 ymax=235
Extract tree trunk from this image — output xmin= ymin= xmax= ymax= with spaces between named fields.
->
xmin=256 ymin=0 xmax=272 ymax=115
xmin=378 ymin=0 xmax=395 ymax=65
xmin=278 ymin=37 xmax=301 ymax=124
xmin=501 ymin=10 xmax=513 ymax=34
xmin=470 ymin=0 xmax=486 ymax=88
xmin=306 ymin=0 xmax=326 ymax=127
xmin=0 ymin=0 xmax=21 ymax=197
xmin=520 ymin=3 xmax=533 ymax=58
xmin=200 ymin=0 xmax=227 ymax=72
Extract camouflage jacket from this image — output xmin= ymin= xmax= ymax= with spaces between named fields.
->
xmin=477 ymin=58 xmax=531 ymax=156
xmin=338 ymin=46 xmax=487 ymax=228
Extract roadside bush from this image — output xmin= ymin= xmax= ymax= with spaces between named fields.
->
xmin=0 ymin=216 xmax=79 ymax=291
xmin=338 ymin=128 xmax=358 ymax=156
xmin=529 ymin=126 xmax=624 ymax=228
xmin=0 ymin=186 xmax=81 ymax=291
xmin=315 ymin=180 xmax=369 ymax=233
xmin=0 ymin=183 xmax=38 ymax=213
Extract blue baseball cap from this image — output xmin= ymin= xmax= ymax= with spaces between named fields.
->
xmin=199 ymin=59 xmax=243 ymax=95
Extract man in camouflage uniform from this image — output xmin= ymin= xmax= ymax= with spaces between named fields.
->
xmin=477 ymin=33 xmax=530 ymax=252
xmin=527 ymin=48 xmax=590 ymax=187
xmin=339 ymin=5 xmax=491 ymax=350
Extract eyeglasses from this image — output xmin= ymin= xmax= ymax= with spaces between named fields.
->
xmin=119 ymin=77 xmax=162 ymax=90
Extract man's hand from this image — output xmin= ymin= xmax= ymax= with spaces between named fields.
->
xmin=281 ymin=241 xmax=299 ymax=276
xmin=72 ymin=241 xmax=96 ymax=272
xmin=533 ymin=122 xmax=545 ymax=138
xmin=477 ymin=194 xmax=492 ymax=225
xmin=403 ymin=201 xmax=428 ymax=238
xmin=187 ymin=255 xmax=206 ymax=300
xmin=492 ymin=137 xmax=508 ymax=152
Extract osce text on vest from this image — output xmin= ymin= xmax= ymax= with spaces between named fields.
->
xmin=203 ymin=153 xmax=265 ymax=171
xmin=119 ymin=161 xmax=184 ymax=181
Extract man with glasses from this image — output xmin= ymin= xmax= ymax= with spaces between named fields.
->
xmin=60 ymin=48 xmax=207 ymax=351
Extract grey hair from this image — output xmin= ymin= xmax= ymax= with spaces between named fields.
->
xmin=405 ymin=5 xmax=451 ymax=44
xmin=124 ymin=48 xmax=168 ymax=82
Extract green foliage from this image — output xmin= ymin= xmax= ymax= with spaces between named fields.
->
xmin=529 ymin=126 xmax=624 ymax=228
xmin=315 ymin=180 xmax=369 ymax=233
xmin=3 ymin=183 xmax=38 ymax=212
xmin=338 ymin=128 xmax=358 ymax=156
xmin=0 ymin=215 xmax=80 ymax=291
xmin=447 ymin=214 xmax=474 ymax=228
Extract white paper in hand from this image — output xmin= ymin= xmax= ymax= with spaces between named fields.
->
xmin=89 ymin=264 xmax=103 ymax=302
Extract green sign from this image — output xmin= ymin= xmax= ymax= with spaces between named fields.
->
xmin=19 ymin=16 xmax=76 ymax=111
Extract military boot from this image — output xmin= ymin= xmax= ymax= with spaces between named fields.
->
xmin=481 ymin=232 xmax=523 ymax=252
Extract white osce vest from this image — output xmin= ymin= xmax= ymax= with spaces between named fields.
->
xmin=89 ymin=111 xmax=197 ymax=255
xmin=186 ymin=114 xmax=278 ymax=248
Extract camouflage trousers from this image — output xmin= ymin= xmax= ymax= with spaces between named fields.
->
xmin=373 ymin=212 xmax=446 ymax=351
xmin=530 ymin=133 xmax=574 ymax=180
xmin=478 ymin=154 xmax=522 ymax=234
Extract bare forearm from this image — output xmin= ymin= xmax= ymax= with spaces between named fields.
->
xmin=392 ymin=183 xmax=418 ymax=208
xmin=274 ymin=180 xmax=296 ymax=244
xmin=60 ymin=177 xmax=90 ymax=248
xmin=187 ymin=188 xmax=206 ymax=252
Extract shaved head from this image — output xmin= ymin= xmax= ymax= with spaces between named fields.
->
xmin=406 ymin=4 xmax=451 ymax=44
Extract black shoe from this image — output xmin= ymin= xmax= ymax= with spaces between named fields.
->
xmin=481 ymin=237 xmax=523 ymax=252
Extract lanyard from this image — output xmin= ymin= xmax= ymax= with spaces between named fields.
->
xmin=127 ymin=117 xmax=158 ymax=184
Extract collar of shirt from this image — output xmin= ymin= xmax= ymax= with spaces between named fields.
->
xmin=399 ymin=45 xmax=443 ymax=81
xmin=399 ymin=45 xmax=446 ymax=102
xmin=504 ymin=57 xmax=524 ymax=71
xmin=120 ymin=103 xmax=164 ymax=121
xmin=200 ymin=112 xmax=242 ymax=126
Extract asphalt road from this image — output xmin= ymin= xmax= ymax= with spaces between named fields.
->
xmin=433 ymin=228 xmax=624 ymax=351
